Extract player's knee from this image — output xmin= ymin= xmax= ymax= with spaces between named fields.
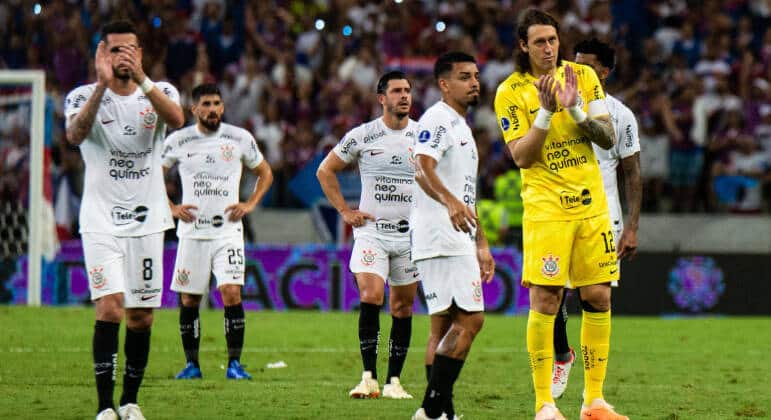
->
xmin=468 ymin=313 xmax=485 ymax=335
xmin=219 ymin=285 xmax=242 ymax=306
xmin=390 ymin=296 xmax=414 ymax=318
xmin=97 ymin=307 xmax=124 ymax=323
xmin=180 ymin=293 xmax=202 ymax=307
xmin=359 ymin=288 xmax=384 ymax=305
xmin=126 ymin=309 xmax=154 ymax=330
xmin=390 ymin=303 xmax=413 ymax=318
xmin=580 ymin=297 xmax=610 ymax=313
xmin=456 ymin=312 xmax=484 ymax=338
xmin=95 ymin=295 xmax=124 ymax=323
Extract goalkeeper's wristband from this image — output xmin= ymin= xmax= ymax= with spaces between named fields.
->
xmin=139 ymin=77 xmax=155 ymax=94
xmin=533 ymin=108 xmax=554 ymax=130
xmin=567 ymin=105 xmax=587 ymax=123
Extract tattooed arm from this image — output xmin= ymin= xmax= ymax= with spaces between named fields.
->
xmin=577 ymin=115 xmax=615 ymax=150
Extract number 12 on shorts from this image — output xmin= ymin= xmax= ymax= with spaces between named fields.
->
xmin=600 ymin=230 xmax=615 ymax=254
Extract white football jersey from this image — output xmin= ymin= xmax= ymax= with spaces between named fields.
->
xmin=591 ymin=94 xmax=640 ymax=225
xmin=162 ymin=123 xmax=264 ymax=239
xmin=64 ymin=83 xmax=179 ymax=236
xmin=410 ymin=101 xmax=478 ymax=261
xmin=333 ymin=117 xmax=419 ymax=240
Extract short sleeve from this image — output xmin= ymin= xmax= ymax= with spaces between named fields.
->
xmin=494 ymin=86 xmax=529 ymax=144
xmin=332 ymin=127 xmax=362 ymax=164
xmin=242 ymin=132 xmax=264 ymax=169
xmin=156 ymin=82 xmax=181 ymax=105
xmin=617 ymin=108 xmax=641 ymax=158
xmin=577 ymin=64 xmax=608 ymax=118
xmin=64 ymin=85 xmax=94 ymax=127
xmin=414 ymin=112 xmax=451 ymax=162
xmin=161 ymin=134 xmax=179 ymax=168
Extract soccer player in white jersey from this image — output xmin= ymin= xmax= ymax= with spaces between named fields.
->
xmin=550 ymin=38 xmax=642 ymax=400
xmin=316 ymin=71 xmax=419 ymax=400
xmin=411 ymin=52 xmax=495 ymax=420
xmin=64 ymin=21 xmax=184 ymax=420
xmin=162 ymin=83 xmax=273 ymax=381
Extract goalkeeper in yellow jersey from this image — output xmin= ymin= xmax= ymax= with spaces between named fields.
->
xmin=493 ymin=8 xmax=628 ymax=420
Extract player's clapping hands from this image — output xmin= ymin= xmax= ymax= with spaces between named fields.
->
xmin=341 ymin=208 xmax=375 ymax=228
xmin=114 ymin=44 xmax=146 ymax=84
xmin=95 ymin=41 xmax=113 ymax=86
xmin=225 ymin=202 xmax=256 ymax=222
xmin=534 ymin=73 xmax=558 ymax=112
xmin=555 ymin=64 xmax=578 ymax=108
xmin=171 ymin=204 xmax=197 ymax=223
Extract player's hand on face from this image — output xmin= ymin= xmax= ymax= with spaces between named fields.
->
xmin=447 ymin=197 xmax=477 ymax=233
xmin=172 ymin=204 xmax=197 ymax=223
xmin=477 ymin=246 xmax=495 ymax=283
xmin=341 ymin=209 xmax=375 ymax=228
xmin=617 ymin=228 xmax=638 ymax=260
xmin=225 ymin=202 xmax=256 ymax=222
xmin=115 ymin=45 xmax=146 ymax=84
xmin=555 ymin=65 xmax=578 ymax=108
xmin=95 ymin=41 xmax=113 ymax=86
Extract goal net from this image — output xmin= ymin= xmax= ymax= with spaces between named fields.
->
xmin=0 ymin=70 xmax=49 ymax=306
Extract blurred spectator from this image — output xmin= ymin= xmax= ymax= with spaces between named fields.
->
xmin=0 ymin=0 xmax=768 ymax=218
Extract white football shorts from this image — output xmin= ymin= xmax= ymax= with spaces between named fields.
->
xmin=82 ymin=232 xmax=164 ymax=308
xmin=350 ymin=236 xmax=419 ymax=286
xmin=416 ymin=255 xmax=484 ymax=315
xmin=171 ymin=236 xmax=246 ymax=294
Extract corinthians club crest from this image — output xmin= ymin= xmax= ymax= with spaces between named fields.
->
xmin=89 ymin=266 xmax=107 ymax=289
xmin=221 ymin=144 xmax=235 ymax=161
xmin=176 ymin=268 xmax=191 ymax=286
xmin=139 ymin=106 xmax=157 ymax=129
xmin=361 ymin=248 xmax=377 ymax=266
xmin=541 ymin=254 xmax=560 ymax=278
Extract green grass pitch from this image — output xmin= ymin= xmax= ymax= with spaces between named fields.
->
xmin=0 ymin=307 xmax=769 ymax=419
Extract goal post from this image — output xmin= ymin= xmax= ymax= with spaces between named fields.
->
xmin=0 ymin=70 xmax=46 ymax=306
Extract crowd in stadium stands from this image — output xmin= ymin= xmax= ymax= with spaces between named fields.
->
xmin=1 ymin=0 xmax=770 ymax=240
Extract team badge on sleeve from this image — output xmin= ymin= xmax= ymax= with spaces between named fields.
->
xmin=541 ymin=254 xmax=560 ymax=278
xmin=500 ymin=117 xmax=510 ymax=131
xmin=418 ymin=130 xmax=430 ymax=143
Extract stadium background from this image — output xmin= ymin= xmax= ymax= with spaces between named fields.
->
xmin=2 ymin=0 xmax=770 ymax=315
xmin=0 ymin=1 xmax=770 ymax=419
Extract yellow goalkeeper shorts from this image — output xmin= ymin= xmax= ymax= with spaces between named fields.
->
xmin=521 ymin=213 xmax=619 ymax=288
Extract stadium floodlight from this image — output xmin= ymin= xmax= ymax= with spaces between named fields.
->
xmin=0 ymin=70 xmax=45 ymax=306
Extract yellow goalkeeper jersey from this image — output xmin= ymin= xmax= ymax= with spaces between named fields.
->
xmin=494 ymin=60 xmax=610 ymax=222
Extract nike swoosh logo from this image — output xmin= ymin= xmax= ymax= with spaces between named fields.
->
xmin=369 ymin=150 xmax=384 ymax=156
xmin=609 ymin=269 xmax=617 ymax=274
xmin=529 ymin=109 xmax=538 ymax=114
xmin=140 ymin=295 xmax=157 ymax=301
xmin=101 ymin=119 xmax=115 ymax=124
xmin=413 ymin=272 xmax=419 ymax=278
xmin=460 ymin=141 xmax=468 ymax=146
xmin=187 ymin=153 xmax=197 ymax=157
